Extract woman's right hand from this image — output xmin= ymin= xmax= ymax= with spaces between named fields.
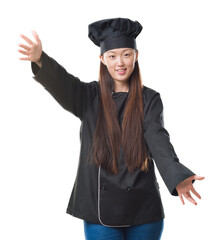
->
xmin=18 ymin=30 xmax=43 ymax=67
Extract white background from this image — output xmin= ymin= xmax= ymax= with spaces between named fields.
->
xmin=1 ymin=0 xmax=221 ymax=239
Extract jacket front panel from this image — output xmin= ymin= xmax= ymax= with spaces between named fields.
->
xmin=99 ymin=155 xmax=164 ymax=226
xmin=66 ymin=89 xmax=165 ymax=226
xmin=31 ymin=51 xmax=195 ymax=226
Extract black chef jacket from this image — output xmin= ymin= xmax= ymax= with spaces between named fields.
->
xmin=31 ymin=51 xmax=195 ymax=227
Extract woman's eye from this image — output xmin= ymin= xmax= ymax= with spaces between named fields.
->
xmin=109 ymin=55 xmax=115 ymax=59
xmin=124 ymin=53 xmax=130 ymax=57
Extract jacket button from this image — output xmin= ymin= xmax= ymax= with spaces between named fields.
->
xmin=127 ymin=186 xmax=131 ymax=191
xmin=101 ymin=185 xmax=106 ymax=190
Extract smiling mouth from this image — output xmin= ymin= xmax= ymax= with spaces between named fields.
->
xmin=116 ymin=68 xmax=127 ymax=72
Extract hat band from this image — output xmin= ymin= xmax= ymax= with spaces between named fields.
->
xmin=100 ymin=36 xmax=137 ymax=54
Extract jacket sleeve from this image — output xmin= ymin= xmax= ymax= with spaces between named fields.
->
xmin=31 ymin=51 xmax=97 ymax=121
xmin=143 ymin=92 xmax=195 ymax=196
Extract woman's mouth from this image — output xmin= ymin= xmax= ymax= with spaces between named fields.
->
xmin=116 ymin=68 xmax=127 ymax=75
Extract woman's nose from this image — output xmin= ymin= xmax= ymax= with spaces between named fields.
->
xmin=117 ymin=57 xmax=124 ymax=66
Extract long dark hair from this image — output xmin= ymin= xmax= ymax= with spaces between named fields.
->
xmin=89 ymin=58 xmax=151 ymax=175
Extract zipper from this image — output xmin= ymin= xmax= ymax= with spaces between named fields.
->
xmin=97 ymin=165 xmax=131 ymax=227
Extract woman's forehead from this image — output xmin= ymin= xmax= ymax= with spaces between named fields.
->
xmin=105 ymin=48 xmax=135 ymax=54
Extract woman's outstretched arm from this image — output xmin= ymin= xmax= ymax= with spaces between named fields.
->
xmin=18 ymin=30 xmax=97 ymax=121
xmin=143 ymin=91 xmax=205 ymax=205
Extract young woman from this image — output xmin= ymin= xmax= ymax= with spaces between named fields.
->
xmin=18 ymin=18 xmax=204 ymax=240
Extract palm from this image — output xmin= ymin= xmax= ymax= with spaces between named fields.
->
xmin=176 ymin=175 xmax=205 ymax=205
xmin=18 ymin=30 xmax=42 ymax=62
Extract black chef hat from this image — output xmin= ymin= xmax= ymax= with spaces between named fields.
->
xmin=88 ymin=18 xmax=143 ymax=54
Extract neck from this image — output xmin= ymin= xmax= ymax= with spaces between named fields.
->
xmin=113 ymin=82 xmax=129 ymax=93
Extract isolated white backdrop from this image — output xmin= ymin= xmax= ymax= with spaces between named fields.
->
xmin=0 ymin=0 xmax=221 ymax=239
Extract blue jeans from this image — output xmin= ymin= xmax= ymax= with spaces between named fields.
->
xmin=84 ymin=219 xmax=164 ymax=240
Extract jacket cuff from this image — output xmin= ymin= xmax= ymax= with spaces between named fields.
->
xmin=162 ymin=161 xmax=195 ymax=196
xmin=31 ymin=51 xmax=48 ymax=82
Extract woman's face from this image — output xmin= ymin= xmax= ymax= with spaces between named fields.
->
xmin=100 ymin=48 xmax=138 ymax=86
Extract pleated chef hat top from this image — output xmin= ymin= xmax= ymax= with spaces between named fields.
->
xmin=88 ymin=18 xmax=143 ymax=54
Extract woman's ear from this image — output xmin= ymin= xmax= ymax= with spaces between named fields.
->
xmin=135 ymin=50 xmax=139 ymax=62
xmin=99 ymin=54 xmax=106 ymax=65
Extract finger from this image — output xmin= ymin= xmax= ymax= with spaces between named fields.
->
xmin=18 ymin=43 xmax=31 ymax=51
xmin=193 ymin=175 xmax=205 ymax=181
xmin=179 ymin=193 xmax=185 ymax=205
xmin=17 ymin=49 xmax=29 ymax=56
xmin=19 ymin=34 xmax=33 ymax=45
xmin=190 ymin=186 xmax=201 ymax=199
xmin=184 ymin=192 xmax=197 ymax=205
xmin=18 ymin=57 xmax=30 ymax=60
xmin=31 ymin=30 xmax=40 ymax=43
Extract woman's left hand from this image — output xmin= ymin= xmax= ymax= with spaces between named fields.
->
xmin=176 ymin=175 xmax=205 ymax=205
